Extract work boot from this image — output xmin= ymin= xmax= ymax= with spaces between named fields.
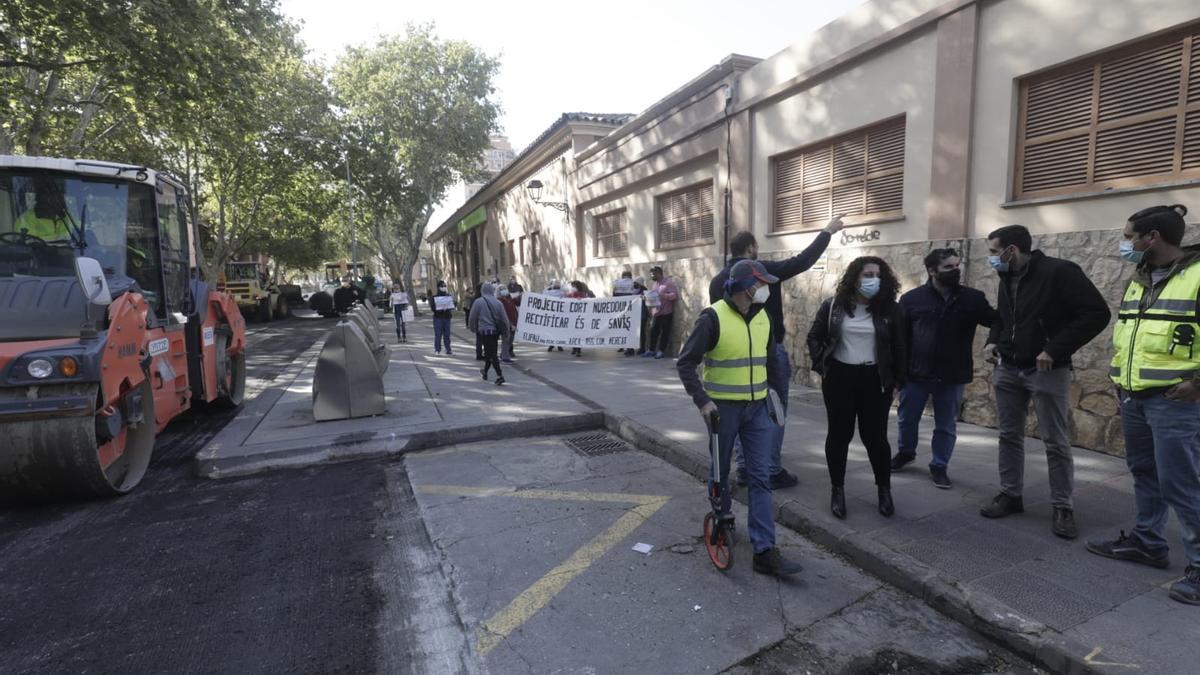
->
xmin=752 ymin=547 xmax=803 ymax=577
xmin=878 ymin=487 xmax=894 ymax=517
xmin=1169 ymin=566 xmax=1200 ymax=605
xmin=1085 ymin=530 xmax=1170 ymax=569
xmin=980 ymin=492 xmax=1024 ymax=519
xmin=930 ymin=466 xmax=952 ymax=490
xmin=769 ymin=469 xmax=799 ymax=490
xmin=1052 ymin=506 xmax=1078 ymax=540
xmin=890 ymin=453 xmax=915 ymax=471
xmin=831 ymin=486 xmax=847 ymax=519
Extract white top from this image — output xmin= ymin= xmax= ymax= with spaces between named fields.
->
xmin=832 ymin=304 xmax=876 ymax=365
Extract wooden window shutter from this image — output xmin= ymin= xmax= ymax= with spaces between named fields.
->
xmin=656 ymin=183 xmax=714 ymax=248
xmin=1016 ymin=25 xmax=1200 ymax=199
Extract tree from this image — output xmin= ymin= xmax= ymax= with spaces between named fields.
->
xmin=332 ymin=24 xmax=500 ymax=312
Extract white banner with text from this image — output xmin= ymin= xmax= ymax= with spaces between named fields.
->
xmin=516 ymin=292 xmax=642 ymax=348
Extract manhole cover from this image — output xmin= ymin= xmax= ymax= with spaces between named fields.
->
xmin=564 ymin=432 xmax=632 ymax=457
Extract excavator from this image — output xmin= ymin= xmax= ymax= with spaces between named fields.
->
xmin=0 ymin=155 xmax=247 ymax=500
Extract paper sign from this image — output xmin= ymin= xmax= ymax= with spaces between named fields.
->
xmin=434 ymin=295 xmax=455 ymax=311
xmin=516 ymin=292 xmax=642 ymax=348
xmin=202 ymin=326 xmax=215 ymax=347
xmin=390 ymin=292 xmax=409 ymax=306
xmin=613 ymin=278 xmax=634 ymax=295
xmin=643 ymin=290 xmax=660 ymax=308
xmin=148 ymin=337 xmax=169 ymax=356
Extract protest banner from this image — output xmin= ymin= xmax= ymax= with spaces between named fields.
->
xmin=517 ymin=292 xmax=642 ymax=348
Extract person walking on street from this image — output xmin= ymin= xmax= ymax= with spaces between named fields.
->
xmin=1087 ymin=204 xmax=1200 ymax=605
xmin=709 ymin=216 xmax=845 ymax=489
xmin=498 ymin=286 xmax=519 ymax=363
xmin=643 ymin=266 xmax=679 ymax=359
xmin=430 ymin=280 xmax=454 ymax=355
xmin=891 ymin=248 xmax=997 ymax=488
xmin=469 ymin=282 xmax=511 ymax=386
xmin=677 ymin=260 xmax=803 ymax=577
xmin=979 ymin=225 xmax=1110 ymax=539
xmin=390 ymin=282 xmax=410 ymax=343
xmin=807 ymin=257 xmax=906 ymax=520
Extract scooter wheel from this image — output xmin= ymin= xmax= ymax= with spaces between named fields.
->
xmin=702 ymin=512 xmax=734 ymax=571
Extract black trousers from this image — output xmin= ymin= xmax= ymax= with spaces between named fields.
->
xmin=821 ymin=360 xmax=894 ymax=488
xmin=481 ymin=332 xmax=502 ymax=377
xmin=648 ymin=313 xmax=673 ymax=353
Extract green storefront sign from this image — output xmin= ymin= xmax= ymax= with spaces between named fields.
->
xmin=457 ymin=206 xmax=485 ymax=234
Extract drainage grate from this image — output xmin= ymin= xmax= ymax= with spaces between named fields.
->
xmin=564 ymin=432 xmax=633 ymax=457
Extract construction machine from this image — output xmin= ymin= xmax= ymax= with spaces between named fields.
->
xmin=222 ymin=259 xmax=286 ymax=322
xmin=0 ymin=155 xmax=248 ymax=500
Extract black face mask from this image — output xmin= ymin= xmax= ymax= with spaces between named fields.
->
xmin=936 ymin=269 xmax=961 ymax=287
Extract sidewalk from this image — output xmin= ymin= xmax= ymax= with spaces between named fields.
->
xmin=480 ymin=330 xmax=1196 ymax=675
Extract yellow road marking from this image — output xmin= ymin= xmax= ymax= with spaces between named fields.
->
xmin=1084 ymin=647 xmax=1140 ymax=669
xmin=413 ymin=484 xmax=669 ymax=657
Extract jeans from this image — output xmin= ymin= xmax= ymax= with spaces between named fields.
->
xmin=648 ymin=313 xmax=673 ymax=353
xmin=821 ymin=360 xmax=893 ymax=488
xmin=1120 ymin=391 xmax=1200 ymax=566
xmin=993 ymin=365 xmax=1074 ymax=507
xmin=480 ymin=331 xmax=502 ymax=378
xmin=897 ymin=380 xmax=965 ymax=469
xmin=392 ymin=304 xmax=407 ymax=339
xmin=711 ymin=399 xmax=777 ymax=553
xmin=735 ymin=343 xmax=789 ymax=476
xmin=433 ymin=316 xmax=452 ymax=353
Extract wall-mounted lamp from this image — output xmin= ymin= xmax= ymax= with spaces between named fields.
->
xmin=526 ymin=179 xmax=569 ymax=212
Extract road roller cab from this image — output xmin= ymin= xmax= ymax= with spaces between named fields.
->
xmin=0 ymin=156 xmax=247 ymax=500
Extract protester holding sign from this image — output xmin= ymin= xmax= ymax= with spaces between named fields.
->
xmin=390 ymin=282 xmax=410 ymax=343
xmin=430 ymin=280 xmax=455 ymax=355
xmin=643 ymin=266 xmax=679 ymax=359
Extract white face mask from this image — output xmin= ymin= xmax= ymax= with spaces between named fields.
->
xmin=751 ymin=285 xmax=770 ymax=304
xmin=858 ymin=277 xmax=881 ymax=299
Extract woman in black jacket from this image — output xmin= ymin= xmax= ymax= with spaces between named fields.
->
xmin=807 ymin=256 xmax=907 ymax=520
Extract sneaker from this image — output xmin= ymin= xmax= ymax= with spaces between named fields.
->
xmin=769 ymin=469 xmax=799 ymax=490
xmin=495 ymin=376 xmax=506 ymax=386
xmin=1169 ymin=566 xmax=1200 ymax=605
xmin=654 ymin=351 xmax=665 ymax=359
xmin=930 ymin=466 xmax=952 ymax=489
xmin=1052 ymin=506 xmax=1078 ymax=540
xmin=480 ymin=368 xmax=488 ymax=381
xmin=752 ymin=547 xmax=803 ymax=577
xmin=641 ymin=351 xmax=654 ymax=358
xmin=1085 ymin=530 xmax=1170 ymax=569
xmin=446 ymin=351 xmax=452 ymax=355
xmin=434 ymin=351 xmax=441 ymax=356
xmin=735 ymin=468 xmax=747 ymax=487
xmin=980 ymin=492 xmax=1024 ymax=519
xmin=890 ymin=453 xmax=916 ymax=471
xmin=548 ymin=346 xmax=555 ymax=352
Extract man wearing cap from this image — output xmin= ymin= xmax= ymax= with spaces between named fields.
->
xmin=677 ymin=259 xmax=803 ymax=577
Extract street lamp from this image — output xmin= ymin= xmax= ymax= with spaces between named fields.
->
xmin=526 ymin=179 xmax=569 ymax=212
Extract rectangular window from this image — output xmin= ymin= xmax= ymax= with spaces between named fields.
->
xmin=772 ymin=116 xmax=905 ymax=232
xmin=593 ymin=208 xmax=628 ymax=258
xmin=655 ymin=182 xmax=714 ymax=249
xmin=498 ymin=242 xmax=506 ymax=269
xmin=530 ymin=231 xmax=540 ymax=264
xmin=507 ymin=239 xmax=515 ymax=268
xmin=1015 ymin=25 xmax=1200 ymax=199
xmin=519 ymin=235 xmax=526 ymax=265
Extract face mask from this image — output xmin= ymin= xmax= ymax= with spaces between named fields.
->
xmin=1119 ymin=239 xmax=1145 ymax=264
xmin=936 ymin=269 xmax=961 ymax=287
xmin=751 ymin=285 xmax=770 ymax=304
xmin=858 ymin=277 xmax=881 ymax=299
xmin=987 ymin=255 xmax=1009 ymax=273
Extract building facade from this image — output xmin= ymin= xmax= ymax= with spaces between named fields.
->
xmin=430 ymin=0 xmax=1200 ymax=455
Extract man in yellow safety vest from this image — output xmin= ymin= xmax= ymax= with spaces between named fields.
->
xmin=676 ymin=259 xmax=802 ymax=578
xmin=1087 ymin=204 xmax=1200 ymax=606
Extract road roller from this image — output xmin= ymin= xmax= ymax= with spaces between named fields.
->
xmin=0 ymin=155 xmax=247 ymax=500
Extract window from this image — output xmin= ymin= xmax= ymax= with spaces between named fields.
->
xmin=772 ymin=116 xmax=905 ymax=232
xmin=529 ymin=231 xmax=540 ymax=264
xmin=1015 ymin=25 xmax=1200 ymax=199
xmin=499 ymin=241 xmax=506 ymax=268
xmin=594 ymin=209 xmax=628 ymax=258
xmin=507 ymin=239 xmax=515 ymax=267
xmin=519 ymin=235 xmax=526 ymax=265
xmin=655 ymin=182 xmax=714 ymax=248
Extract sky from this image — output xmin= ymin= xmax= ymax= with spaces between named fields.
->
xmin=279 ymin=0 xmax=865 ymax=153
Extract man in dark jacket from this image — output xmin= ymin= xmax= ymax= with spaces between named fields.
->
xmin=979 ymin=225 xmax=1111 ymax=540
xmin=892 ymin=248 xmax=997 ymax=489
xmin=708 ymin=216 xmax=844 ymax=489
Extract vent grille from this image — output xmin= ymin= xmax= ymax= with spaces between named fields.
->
xmin=564 ymin=432 xmax=632 ymax=457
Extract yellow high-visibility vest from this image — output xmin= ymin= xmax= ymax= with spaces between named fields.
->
xmin=1110 ymin=260 xmax=1200 ymax=391
xmin=703 ymin=299 xmax=770 ymax=401
xmin=13 ymin=209 xmax=68 ymax=241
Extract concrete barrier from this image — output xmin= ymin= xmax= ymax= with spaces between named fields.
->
xmin=312 ymin=318 xmax=386 ymax=421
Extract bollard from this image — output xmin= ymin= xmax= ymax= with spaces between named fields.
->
xmin=312 ymin=319 xmax=386 ymax=421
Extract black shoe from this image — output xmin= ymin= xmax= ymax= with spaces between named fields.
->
xmin=890 ymin=453 xmax=916 ymax=471
xmin=1052 ymin=506 xmax=1079 ymax=540
xmin=769 ymin=469 xmax=799 ymax=490
xmin=495 ymin=376 xmax=505 ymax=386
xmin=1169 ymin=566 xmax=1200 ymax=605
xmin=980 ymin=492 xmax=1024 ymax=519
xmin=480 ymin=368 xmax=488 ymax=381
xmin=548 ymin=346 xmax=555 ymax=352
xmin=831 ymin=486 xmax=846 ymax=519
xmin=878 ymin=487 xmax=894 ymax=517
xmin=930 ymin=466 xmax=952 ymax=489
xmin=1085 ymin=530 xmax=1170 ymax=569
xmin=624 ymin=350 xmax=637 ymax=357
xmin=735 ymin=468 xmax=747 ymax=487
xmin=752 ymin=547 xmax=803 ymax=577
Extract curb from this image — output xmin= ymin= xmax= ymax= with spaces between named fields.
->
xmin=601 ymin=409 xmax=1097 ymax=675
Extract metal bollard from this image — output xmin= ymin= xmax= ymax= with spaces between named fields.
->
xmin=312 ymin=319 xmax=386 ymax=421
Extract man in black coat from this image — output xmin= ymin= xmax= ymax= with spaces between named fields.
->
xmin=891 ymin=248 xmax=997 ymax=489
xmin=979 ymin=225 xmax=1110 ymax=540
xmin=708 ymin=215 xmax=844 ymax=489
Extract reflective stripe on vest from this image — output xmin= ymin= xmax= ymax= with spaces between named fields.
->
xmin=1110 ymin=262 xmax=1200 ymax=391
xmin=703 ymin=300 xmax=770 ymax=401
